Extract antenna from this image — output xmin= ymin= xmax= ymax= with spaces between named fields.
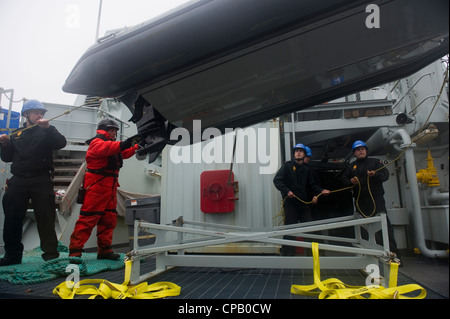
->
xmin=95 ymin=0 xmax=103 ymax=42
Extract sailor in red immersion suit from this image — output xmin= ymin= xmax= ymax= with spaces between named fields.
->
xmin=69 ymin=119 xmax=139 ymax=259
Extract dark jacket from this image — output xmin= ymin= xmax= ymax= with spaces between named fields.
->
xmin=273 ymin=160 xmax=323 ymax=201
xmin=340 ymin=157 xmax=389 ymax=199
xmin=0 ymin=125 xmax=66 ymax=177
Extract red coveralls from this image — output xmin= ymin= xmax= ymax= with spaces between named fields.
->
xmin=69 ymin=130 xmax=138 ymax=256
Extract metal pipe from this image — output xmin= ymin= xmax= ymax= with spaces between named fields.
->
xmin=291 ymin=112 xmax=296 ymax=146
xmin=428 ymin=188 xmax=449 ymax=204
xmin=388 ymin=129 xmax=448 ymax=258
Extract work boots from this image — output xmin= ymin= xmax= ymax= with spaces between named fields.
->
xmin=0 ymin=256 xmax=21 ymax=267
xmin=97 ymin=252 xmax=120 ymax=260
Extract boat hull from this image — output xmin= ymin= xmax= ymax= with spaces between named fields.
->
xmin=63 ymin=0 xmax=449 ymax=140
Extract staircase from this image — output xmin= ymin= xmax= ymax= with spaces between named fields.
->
xmin=53 ymin=157 xmax=86 ymax=213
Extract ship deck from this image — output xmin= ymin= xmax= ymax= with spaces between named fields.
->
xmin=0 ymin=247 xmax=447 ymax=302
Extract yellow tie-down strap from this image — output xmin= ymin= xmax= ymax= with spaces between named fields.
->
xmin=53 ymin=259 xmax=181 ymax=299
xmin=291 ymin=243 xmax=427 ymax=299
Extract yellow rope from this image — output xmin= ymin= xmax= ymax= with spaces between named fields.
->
xmin=354 ymin=175 xmax=377 ymax=218
xmin=273 ymin=185 xmax=356 ymax=224
xmin=273 ymin=173 xmax=384 ymax=223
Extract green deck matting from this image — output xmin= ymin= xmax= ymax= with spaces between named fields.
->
xmin=0 ymin=243 xmax=125 ymax=285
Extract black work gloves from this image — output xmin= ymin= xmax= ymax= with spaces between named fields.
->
xmin=119 ymin=133 xmax=143 ymax=150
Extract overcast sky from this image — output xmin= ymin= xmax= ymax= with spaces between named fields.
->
xmin=0 ymin=0 xmax=191 ymax=112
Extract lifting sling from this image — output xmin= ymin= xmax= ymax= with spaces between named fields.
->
xmin=291 ymin=243 xmax=426 ymax=299
xmin=53 ymin=259 xmax=181 ymax=299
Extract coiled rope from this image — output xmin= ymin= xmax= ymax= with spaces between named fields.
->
xmin=0 ymin=243 xmax=123 ymax=285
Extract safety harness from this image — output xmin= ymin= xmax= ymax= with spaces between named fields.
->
xmin=77 ymin=134 xmax=122 ymax=205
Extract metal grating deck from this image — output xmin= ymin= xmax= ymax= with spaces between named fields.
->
xmin=0 ymin=254 xmax=447 ymax=300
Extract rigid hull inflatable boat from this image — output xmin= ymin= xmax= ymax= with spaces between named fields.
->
xmin=62 ymin=0 xmax=449 ymax=159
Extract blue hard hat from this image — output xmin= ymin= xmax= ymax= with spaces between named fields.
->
xmin=352 ymin=140 xmax=367 ymax=151
xmin=293 ymin=143 xmax=306 ymax=152
xmin=21 ymin=99 xmax=47 ymax=116
xmin=304 ymin=146 xmax=312 ymax=157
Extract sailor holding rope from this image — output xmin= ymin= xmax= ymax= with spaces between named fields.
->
xmin=340 ymin=140 xmax=400 ymax=262
xmin=273 ymin=143 xmax=330 ymax=256
xmin=0 ymin=100 xmax=67 ymax=266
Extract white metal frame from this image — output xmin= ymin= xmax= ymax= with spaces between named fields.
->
xmin=127 ymin=213 xmax=395 ymax=284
